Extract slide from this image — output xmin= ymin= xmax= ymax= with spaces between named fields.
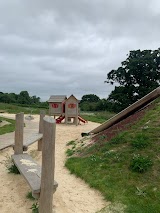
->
xmin=88 ymin=87 xmax=160 ymax=134
xmin=56 ymin=115 xmax=65 ymax=124
xmin=78 ymin=116 xmax=87 ymax=124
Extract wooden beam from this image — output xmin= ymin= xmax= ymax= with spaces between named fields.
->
xmin=14 ymin=113 xmax=24 ymax=154
xmin=38 ymin=111 xmax=45 ymax=151
xmin=39 ymin=116 xmax=56 ymax=213
xmin=23 ymin=133 xmax=43 ymax=151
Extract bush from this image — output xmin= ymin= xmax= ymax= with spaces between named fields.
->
xmin=4 ymin=155 xmax=20 ymax=174
xmin=66 ymin=149 xmax=75 ymax=157
xmin=8 ymin=164 xmax=20 ymax=174
xmin=26 ymin=191 xmax=35 ymax=201
xmin=30 ymin=202 xmax=39 ymax=213
xmin=130 ymin=154 xmax=153 ymax=173
xmin=131 ymin=134 xmax=150 ymax=149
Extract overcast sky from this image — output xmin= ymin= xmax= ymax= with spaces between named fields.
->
xmin=0 ymin=0 xmax=160 ymax=101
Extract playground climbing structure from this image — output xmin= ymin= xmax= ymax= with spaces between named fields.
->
xmin=48 ymin=94 xmax=87 ymax=125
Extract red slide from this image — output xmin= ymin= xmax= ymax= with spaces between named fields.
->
xmin=56 ymin=115 xmax=65 ymax=124
xmin=78 ymin=116 xmax=87 ymax=124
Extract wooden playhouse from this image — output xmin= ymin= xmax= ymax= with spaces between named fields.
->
xmin=48 ymin=95 xmax=67 ymax=116
xmin=48 ymin=94 xmax=87 ymax=125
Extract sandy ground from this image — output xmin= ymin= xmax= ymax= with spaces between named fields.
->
xmin=0 ymin=114 xmax=107 ymax=213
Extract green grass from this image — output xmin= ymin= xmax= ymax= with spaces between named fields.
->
xmin=65 ymin=99 xmax=160 ymax=213
xmin=0 ymin=102 xmax=48 ymax=114
xmin=26 ymin=191 xmax=35 ymax=201
xmin=80 ymin=111 xmax=115 ymax=123
xmin=66 ymin=148 xmax=75 ymax=157
xmin=0 ymin=116 xmax=15 ymax=135
xmin=66 ymin=140 xmax=76 ymax=146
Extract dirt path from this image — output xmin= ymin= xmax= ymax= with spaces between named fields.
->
xmin=0 ymin=114 xmax=107 ymax=213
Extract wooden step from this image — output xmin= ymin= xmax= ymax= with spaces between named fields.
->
xmin=23 ymin=133 xmax=43 ymax=151
xmin=12 ymin=153 xmax=58 ymax=198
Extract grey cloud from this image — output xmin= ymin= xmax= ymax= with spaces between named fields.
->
xmin=0 ymin=0 xmax=160 ymax=101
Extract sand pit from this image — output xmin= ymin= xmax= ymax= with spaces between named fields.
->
xmin=0 ymin=114 xmax=107 ymax=213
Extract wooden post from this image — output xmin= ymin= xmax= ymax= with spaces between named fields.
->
xmin=14 ymin=113 xmax=24 ymax=154
xmin=75 ymin=101 xmax=79 ymax=126
xmin=39 ymin=117 xmax=56 ymax=213
xmin=38 ymin=111 xmax=45 ymax=151
xmin=65 ymin=114 xmax=68 ymax=124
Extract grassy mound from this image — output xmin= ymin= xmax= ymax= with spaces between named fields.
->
xmin=65 ymin=98 xmax=160 ymax=213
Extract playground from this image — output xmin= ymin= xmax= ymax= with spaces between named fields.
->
xmin=48 ymin=95 xmax=87 ymax=125
xmin=0 ymin=113 xmax=106 ymax=213
xmin=0 ymin=89 xmax=159 ymax=212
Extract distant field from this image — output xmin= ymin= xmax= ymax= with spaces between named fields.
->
xmin=0 ymin=103 xmax=48 ymax=114
xmin=0 ymin=103 xmax=115 ymax=124
xmin=80 ymin=111 xmax=115 ymax=123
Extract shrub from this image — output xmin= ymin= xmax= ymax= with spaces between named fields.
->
xmin=131 ymin=134 xmax=150 ymax=149
xmin=66 ymin=140 xmax=76 ymax=146
xmin=26 ymin=191 xmax=35 ymax=201
xmin=130 ymin=154 xmax=153 ymax=173
xmin=30 ymin=202 xmax=39 ymax=213
xmin=66 ymin=149 xmax=75 ymax=157
xmin=4 ymin=155 xmax=20 ymax=174
xmin=8 ymin=164 xmax=20 ymax=174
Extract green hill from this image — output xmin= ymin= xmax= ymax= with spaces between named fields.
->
xmin=65 ymin=98 xmax=160 ymax=213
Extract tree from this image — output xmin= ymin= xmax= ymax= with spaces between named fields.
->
xmin=17 ymin=91 xmax=31 ymax=104
xmin=31 ymin=95 xmax=40 ymax=104
xmin=80 ymin=94 xmax=100 ymax=103
xmin=105 ymin=49 xmax=160 ymax=112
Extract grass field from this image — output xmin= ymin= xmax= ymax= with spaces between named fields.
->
xmin=80 ymin=111 xmax=115 ymax=123
xmin=0 ymin=103 xmax=48 ymax=114
xmin=66 ymin=99 xmax=160 ymax=213
xmin=0 ymin=117 xmax=15 ymax=135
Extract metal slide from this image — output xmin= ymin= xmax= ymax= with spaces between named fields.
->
xmin=89 ymin=87 xmax=160 ymax=135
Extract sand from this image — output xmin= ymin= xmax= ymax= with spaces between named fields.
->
xmin=0 ymin=114 xmax=107 ymax=213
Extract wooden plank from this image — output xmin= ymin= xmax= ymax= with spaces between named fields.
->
xmin=12 ymin=153 xmax=41 ymax=193
xmin=12 ymin=153 xmax=58 ymax=197
xmin=23 ymin=133 xmax=43 ymax=150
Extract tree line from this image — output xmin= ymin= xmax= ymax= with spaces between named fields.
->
xmin=79 ymin=94 xmax=115 ymax=112
xmin=0 ymin=91 xmax=48 ymax=108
